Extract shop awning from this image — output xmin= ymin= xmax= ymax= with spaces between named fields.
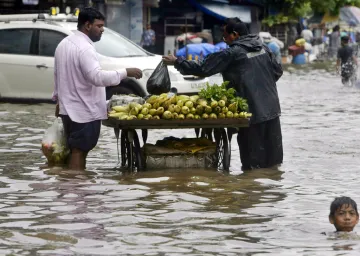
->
xmin=322 ymin=12 xmax=339 ymax=23
xmin=308 ymin=12 xmax=338 ymax=26
xmin=188 ymin=0 xmax=252 ymax=23
xmin=340 ymin=6 xmax=360 ymax=25
xmin=308 ymin=8 xmax=360 ymax=26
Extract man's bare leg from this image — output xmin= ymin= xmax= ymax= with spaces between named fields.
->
xmin=84 ymin=152 xmax=89 ymax=170
xmin=69 ymin=148 xmax=86 ymax=170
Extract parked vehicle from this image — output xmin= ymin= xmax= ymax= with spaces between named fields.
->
xmin=0 ymin=13 xmax=208 ymax=102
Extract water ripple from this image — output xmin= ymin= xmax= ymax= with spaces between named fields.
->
xmin=1 ymin=73 xmax=360 ymax=255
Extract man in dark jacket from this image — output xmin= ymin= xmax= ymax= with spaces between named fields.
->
xmin=162 ymin=18 xmax=283 ymax=170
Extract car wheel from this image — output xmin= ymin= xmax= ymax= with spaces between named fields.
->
xmin=106 ymin=85 xmax=137 ymax=100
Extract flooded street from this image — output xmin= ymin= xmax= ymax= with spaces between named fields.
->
xmin=1 ymin=70 xmax=360 ymax=255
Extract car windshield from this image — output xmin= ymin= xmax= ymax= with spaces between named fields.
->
xmin=93 ymin=29 xmax=148 ymax=58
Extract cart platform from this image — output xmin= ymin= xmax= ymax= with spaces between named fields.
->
xmin=102 ymin=117 xmax=250 ymax=172
xmin=102 ymin=118 xmax=249 ymax=129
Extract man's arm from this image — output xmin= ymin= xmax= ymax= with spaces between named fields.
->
xmin=52 ymin=59 xmax=58 ymax=102
xmin=336 ymin=59 xmax=341 ymax=74
xmin=263 ymin=44 xmax=283 ymax=82
xmin=79 ymin=48 xmax=142 ymax=87
xmin=336 ymin=49 xmax=341 ymax=74
xmin=140 ymin=33 xmax=144 ymax=46
xmin=151 ymin=30 xmax=156 ymax=44
xmin=53 ymin=59 xmax=59 ymax=117
xmin=353 ymin=55 xmax=358 ymax=65
xmin=164 ymin=50 xmax=234 ymax=77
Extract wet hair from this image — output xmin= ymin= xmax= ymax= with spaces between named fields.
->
xmin=77 ymin=7 xmax=105 ymax=30
xmin=341 ymin=35 xmax=350 ymax=43
xmin=224 ymin=17 xmax=249 ymax=36
xmin=333 ymin=25 xmax=340 ymax=32
xmin=329 ymin=196 xmax=358 ymax=217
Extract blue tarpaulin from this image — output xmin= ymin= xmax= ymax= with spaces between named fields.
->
xmin=176 ymin=43 xmax=216 ymax=59
xmin=340 ymin=6 xmax=360 ymax=26
xmin=188 ymin=0 xmax=252 ymax=23
xmin=214 ymin=42 xmax=229 ymax=51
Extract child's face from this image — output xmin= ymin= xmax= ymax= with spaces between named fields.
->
xmin=330 ymin=204 xmax=359 ymax=232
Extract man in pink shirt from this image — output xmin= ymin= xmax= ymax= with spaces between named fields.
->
xmin=53 ymin=7 xmax=142 ymax=170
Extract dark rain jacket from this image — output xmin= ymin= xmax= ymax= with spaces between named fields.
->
xmin=174 ymin=34 xmax=283 ymax=124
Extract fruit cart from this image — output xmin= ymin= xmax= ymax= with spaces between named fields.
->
xmin=102 ymin=117 xmax=249 ymax=172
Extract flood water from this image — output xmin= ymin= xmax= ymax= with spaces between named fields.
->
xmin=1 ymin=70 xmax=360 ymax=255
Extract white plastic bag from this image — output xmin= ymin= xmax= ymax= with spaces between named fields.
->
xmin=107 ymin=94 xmax=145 ymax=111
xmin=41 ymin=118 xmax=70 ymax=166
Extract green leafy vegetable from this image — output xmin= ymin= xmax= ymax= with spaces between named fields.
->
xmin=199 ymin=81 xmax=235 ymax=101
xmin=199 ymin=81 xmax=248 ymax=112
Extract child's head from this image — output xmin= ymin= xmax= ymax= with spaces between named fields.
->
xmin=341 ymin=36 xmax=350 ymax=45
xmin=329 ymin=196 xmax=359 ymax=232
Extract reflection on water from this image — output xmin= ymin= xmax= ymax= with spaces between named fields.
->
xmin=1 ymin=71 xmax=360 ymax=254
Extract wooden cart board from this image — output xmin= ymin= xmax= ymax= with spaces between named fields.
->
xmin=102 ymin=117 xmax=250 ymax=129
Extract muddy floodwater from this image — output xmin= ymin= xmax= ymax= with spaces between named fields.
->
xmin=1 ymin=70 xmax=360 ymax=255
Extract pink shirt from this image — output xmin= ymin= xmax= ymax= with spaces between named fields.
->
xmin=53 ymin=31 xmax=127 ymax=123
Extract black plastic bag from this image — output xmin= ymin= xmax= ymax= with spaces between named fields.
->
xmin=146 ymin=61 xmax=171 ymax=95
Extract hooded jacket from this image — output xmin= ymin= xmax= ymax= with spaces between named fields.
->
xmin=174 ymin=34 xmax=283 ymax=124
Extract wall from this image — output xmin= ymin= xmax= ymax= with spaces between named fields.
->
xmin=105 ymin=0 xmax=143 ymax=44
xmin=130 ymin=0 xmax=143 ymax=44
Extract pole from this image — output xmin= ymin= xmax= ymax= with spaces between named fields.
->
xmin=185 ymin=17 xmax=188 ymax=59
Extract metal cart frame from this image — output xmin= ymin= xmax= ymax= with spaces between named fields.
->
xmin=102 ymin=118 xmax=249 ymax=172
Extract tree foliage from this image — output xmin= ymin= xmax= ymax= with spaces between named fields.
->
xmin=262 ymin=0 xmax=360 ymax=26
xmin=311 ymin=0 xmax=360 ymax=15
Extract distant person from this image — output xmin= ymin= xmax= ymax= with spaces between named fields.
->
xmin=196 ymin=29 xmax=214 ymax=44
xmin=356 ymin=32 xmax=360 ymax=43
xmin=301 ymin=28 xmax=313 ymax=43
xmin=323 ymin=29 xmax=329 ymax=44
xmin=336 ymin=36 xmax=358 ymax=86
xmin=263 ymin=37 xmax=281 ymax=64
xmin=328 ymin=25 xmax=341 ymax=59
xmin=329 ymin=196 xmax=359 ymax=232
xmin=141 ymin=24 xmax=156 ymax=53
xmin=341 ymin=30 xmax=348 ymax=38
xmin=53 ymin=7 xmax=142 ymax=170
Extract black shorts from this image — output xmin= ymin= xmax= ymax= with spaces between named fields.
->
xmin=237 ymin=117 xmax=283 ymax=170
xmin=60 ymin=115 xmax=101 ymax=153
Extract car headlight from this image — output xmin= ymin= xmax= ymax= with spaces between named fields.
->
xmin=143 ymin=69 xmax=178 ymax=81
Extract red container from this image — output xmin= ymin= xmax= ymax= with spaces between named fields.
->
xmin=288 ymin=45 xmax=305 ymax=57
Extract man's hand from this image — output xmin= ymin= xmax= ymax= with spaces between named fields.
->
xmin=55 ymin=103 xmax=59 ymax=117
xmin=336 ymin=65 xmax=340 ymax=75
xmin=126 ymin=68 xmax=143 ymax=79
xmin=162 ymin=55 xmax=177 ymax=65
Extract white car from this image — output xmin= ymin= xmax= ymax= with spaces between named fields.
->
xmin=0 ymin=14 xmax=209 ymax=101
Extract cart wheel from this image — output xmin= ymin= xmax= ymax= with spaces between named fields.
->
xmin=201 ymin=128 xmax=213 ymax=140
xmin=194 ymin=128 xmax=200 ymax=138
xmin=120 ymin=131 xmax=127 ymax=167
xmin=123 ymin=130 xmax=133 ymax=170
xmin=221 ymin=128 xmax=230 ymax=171
xmin=133 ymin=131 xmax=145 ymax=171
xmin=200 ymin=128 xmax=206 ymax=138
xmin=227 ymin=128 xmax=236 ymax=162
xmin=114 ymin=128 xmax=120 ymax=165
xmin=207 ymin=129 xmax=213 ymax=141
xmin=128 ymin=143 xmax=134 ymax=171
xmin=214 ymin=128 xmax=230 ymax=171
xmin=142 ymin=129 xmax=148 ymax=144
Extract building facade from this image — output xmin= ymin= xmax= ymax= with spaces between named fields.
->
xmin=0 ymin=0 xmax=264 ymax=53
xmin=149 ymin=0 xmax=264 ymax=54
